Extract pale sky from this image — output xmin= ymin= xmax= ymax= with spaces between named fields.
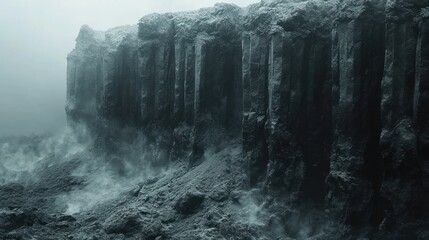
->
xmin=0 ymin=0 xmax=259 ymax=137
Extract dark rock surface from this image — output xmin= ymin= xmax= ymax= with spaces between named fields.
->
xmin=63 ymin=0 xmax=429 ymax=238
xmin=1 ymin=0 xmax=428 ymax=239
xmin=174 ymin=189 xmax=205 ymax=215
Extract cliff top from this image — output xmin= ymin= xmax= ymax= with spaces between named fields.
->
xmin=136 ymin=0 xmax=337 ymax=40
xmin=68 ymin=24 xmax=138 ymax=59
xmin=69 ymin=0 xmax=429 ymax=59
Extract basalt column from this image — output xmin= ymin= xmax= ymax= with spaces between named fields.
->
xmin=327 ymin=1 xmax=385 ymax=227
xmin=66 ymin=26 xmax=103 ymax=132
xmin=114 ymin=36 xmax=141 ymax=127
xmin=242 ymin=33 xmax=269 ymax=186
xmin=372 ymin=3 xmax=429 ymax=235
xmin=139 ymin=16 xmax=176 ymax=165
xmin=264 ymin=29 xmax=332 ymax=203
xmin=174 ymin=38 xmax=186 ymax=123
xmin=184 ymin=43 xmax=196 ymax=126
xmin=415 ymin=9 xmax=429 ymax=221
xmin=139 ymin=17 xmax=176 ymax=128
xmin=379 ymin=1 xmax=426 ymax=231
xmin=193 ymin=32 xmax=242 ymax=160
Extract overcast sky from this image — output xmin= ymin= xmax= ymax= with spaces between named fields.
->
xmin=0 ymin=0 xmax=259 ymax=137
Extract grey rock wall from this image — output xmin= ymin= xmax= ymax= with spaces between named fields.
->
xmin=67 ymin=0 xmax=429 ymax=236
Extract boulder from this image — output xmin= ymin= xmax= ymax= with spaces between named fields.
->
xmin=174 ymin=189 xmax=205 ymax=215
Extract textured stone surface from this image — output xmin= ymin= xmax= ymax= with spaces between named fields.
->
xmin=66 ymin=0 xmax=429 ymax=238
xmin=103 ymin=211 xmax=142 ymax=234
xmin=174 ymin=189 xmax=205 ymax=215
xmin=328 ymin=0 xmax=386 ymax=228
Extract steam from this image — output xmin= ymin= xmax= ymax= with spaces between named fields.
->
xmin=0 ymin=123 xmax=169 ymax=215
xmin=232 ymin=188 xmax=336 ymax=239
xmin=0 ymin=140 xmax=40 ymax=184
xmin=1 ymin=124 xmax=334 ymax=239
xmin=57 ymin=161 xmax=130 ymax=215
xmin=237 ymin=189 xmax=266 ymax=226
xmin=55 ymin=129 xmax=167 ymax=215
xmin=0 ymin=126 xmax=90 ymax=185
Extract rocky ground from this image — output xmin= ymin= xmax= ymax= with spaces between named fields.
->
xmin=2 ymin=0 xmax=429 ymax=239
xmin=1 ymin=131 xmax=428 ymax=240
xmin=0 ymin=132 xmax=336 ymax=240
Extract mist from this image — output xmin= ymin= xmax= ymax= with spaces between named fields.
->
xmin=0 ymin=0 xmax=259 ymax=137
xmin=0 ymin=0 xmax=426 ymax=239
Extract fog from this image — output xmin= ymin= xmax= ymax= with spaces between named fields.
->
xmin=0 ymin=0 xmax=259 ymax=138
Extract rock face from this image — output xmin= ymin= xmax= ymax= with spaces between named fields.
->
xmin=67 ymin=0 xmax=429 ymax=238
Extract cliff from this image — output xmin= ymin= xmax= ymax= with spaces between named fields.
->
xmin=66 ymin=0 xmax=429 ymax=238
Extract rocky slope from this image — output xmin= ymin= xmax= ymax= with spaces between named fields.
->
xmin=2 ymin=0 xmax=426 ymax=239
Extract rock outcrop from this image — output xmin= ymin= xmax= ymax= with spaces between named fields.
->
xmin=66 ymin=0 xmax=429 ymax=238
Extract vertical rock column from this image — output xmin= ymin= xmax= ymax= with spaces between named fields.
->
xmin=115 ymin=36 xmax=141 ymax=126
xmin=170 ymin=39 xmax=195 ymax=160
xmin=151 ymin=39 xmax=176 ymax=126
xmin=415 ymin=10 xmax=429 ymax=145
xmin=327 ymin=1 xmax=385 ymax=226
xmin=191 ymin=33 xmax=213 ymax=159
xmin=139 ymin=17 xmax=176 ymax=127
xmin=66 ymin=25 xmax=104 ymax=133
xmin=194 ymin=36 xmax=241 ymax=126
xmin=242 ymin=33 xmax=269 ymax=186
xmin=194 ymin=33 xmax=214 ymax=125
xmin=295 ymin=34 xmax=333 ymax=202
xmin=100 ymin=44 xmax=117 ymax=123
xmin=265 ymin=31 xmax=300 ymax=194
xmin=98 ymin=43 xmax=118 ymax=146
xmin=174 ymin=38 xmax=186 ymax=123
xmin=139 ymin=41 xmax=156 ymax=126
xmin=192 ymin=32 xmax=242 ymax=160
xmin=183 ymin=43 xmax=196 ymax=126
xmin=138 ymin=17 xmax=177 ymax=165
xmin=264 ymin=29 xmax=332 ymax=202
xmin=97 ymin=28 xmax=140 ymax=148
xmin=414 ymin=8 xmax=429 ymax=220
xmin=231 ymin=46 xmax=243 ymax=131
xmin=379 ymin=1 xmax=424 ymax=229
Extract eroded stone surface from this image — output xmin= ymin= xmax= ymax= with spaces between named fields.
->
xmin=62 ymin=0 xmax=429 ymax=238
